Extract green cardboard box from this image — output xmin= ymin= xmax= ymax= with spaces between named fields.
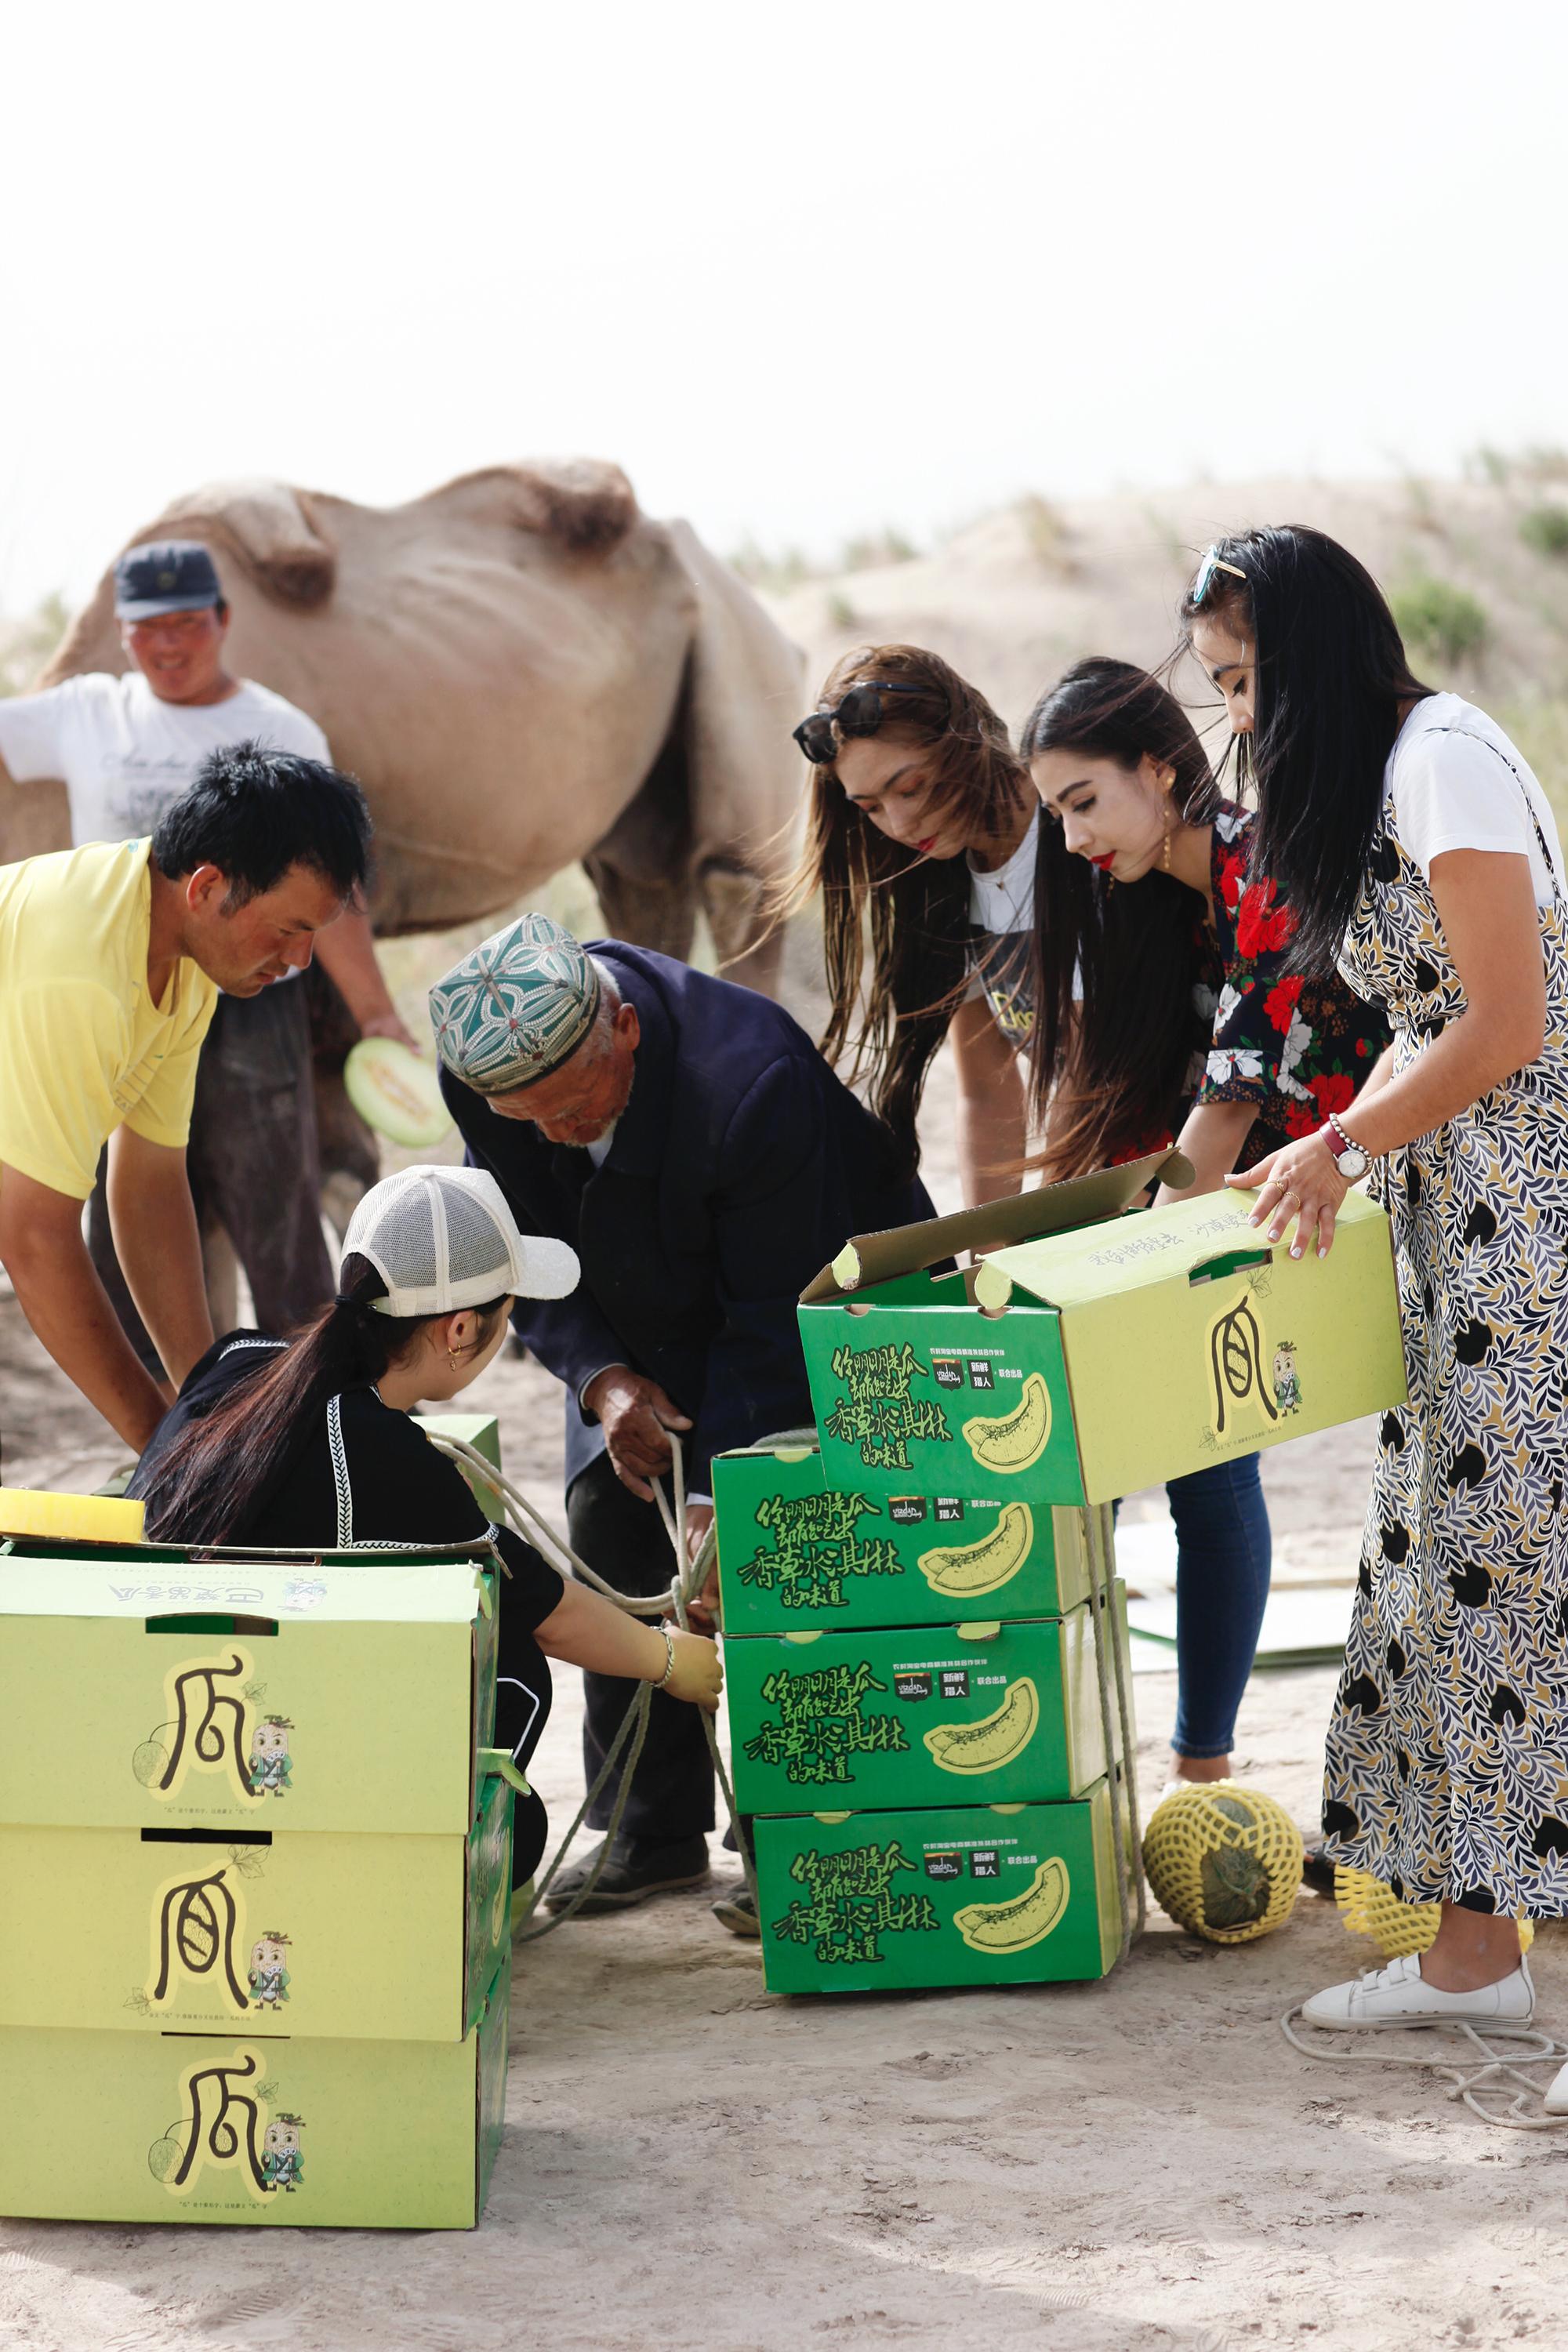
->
xmin=727 ymin=1594 xmax=1127 ymax=1814
xmin=713 ymin=1441 xmax=1091 ymax=1633
xmin=0 ymin=1556 xmax=498 ymax=1836
xmin=754 ymin=1782 xmax=1130 ymax=1995
xmin=0 ymin=1754 xmax=517 ymax=2042
xmin=416 ymin=1410 xmax=504 ymax=1525
xmin=0 ymin=1958 xmax=511 ymax=2228
xmin=800 ymin=1152 xmax=1406 ymax=1504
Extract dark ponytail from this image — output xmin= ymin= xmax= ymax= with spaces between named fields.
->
xmin=138 ymin=1256 xmax=503 ymax=1547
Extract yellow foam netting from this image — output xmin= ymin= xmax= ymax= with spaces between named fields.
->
xmin=1142 ymin=1780 xmax=1304 ymax=1944
xmin=1334 ymin=1864 xmax=1534 ymax=1958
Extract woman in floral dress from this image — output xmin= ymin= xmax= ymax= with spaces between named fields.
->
xmin=1022 ymin=658 xmax=1387 ymax=1797
xmin=1184 ymin=525 xmax=1568 ymax=2055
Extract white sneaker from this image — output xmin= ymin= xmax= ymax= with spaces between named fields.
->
xmin=1543 ymin=2063 xmax=1568 ymax=2114
xmin=1301 ymin=1949 xmax=1535 ymax=2030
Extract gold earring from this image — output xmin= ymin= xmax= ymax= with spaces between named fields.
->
xmin=1162 ymin=811 xmax=1172 ymax=875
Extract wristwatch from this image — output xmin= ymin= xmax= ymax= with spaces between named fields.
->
xmin=1322 ymin=1112 xmax=1373 ymax=1183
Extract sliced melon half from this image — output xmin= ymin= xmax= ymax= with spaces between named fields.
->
xmin=344 ymin=1036 xmax=453 ymax=1149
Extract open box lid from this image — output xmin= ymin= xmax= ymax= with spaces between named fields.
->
xmin=799 ymin=1146 xmax=1192 ymax=1303
xmin=975 ymin=1185 xmax=1388 ymax=1311
xmin=0 ymin=1556 xmax=494 ymax=1624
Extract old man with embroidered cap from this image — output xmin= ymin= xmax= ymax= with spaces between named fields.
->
xmin=432 ymin=913 xmax=931 ymax=1927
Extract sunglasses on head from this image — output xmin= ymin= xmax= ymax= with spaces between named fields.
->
xmin=1189 ymin=546 xmax=1248 ymax=609
xmin=792 ymin=680 xmax=933 ymax=765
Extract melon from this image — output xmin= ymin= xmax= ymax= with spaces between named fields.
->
xmin=344 ymin=1038 xmax=452 ymax=1149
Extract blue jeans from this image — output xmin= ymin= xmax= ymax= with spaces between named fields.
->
xmin=1163 ymin=1452 xmax=1273 ymax=1760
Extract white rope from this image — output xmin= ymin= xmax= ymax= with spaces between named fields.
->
xmin=1080 ymin=1501 xmax=1142 ymax=1962
xmin=426 ymin=1429 xmax=757 ymax=1929
xmin=1281 ymin=2005 xmax=1568 ymax=2131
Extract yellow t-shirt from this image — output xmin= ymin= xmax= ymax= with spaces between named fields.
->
xmin=0 ymin=838 xmax=220 ymax=1200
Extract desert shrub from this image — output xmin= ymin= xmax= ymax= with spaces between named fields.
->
xmin=728 ymin=539 xmax=815 ymax=594
xmin=839 ymin=528 xmax=917 ymax=573
xmin=825 ymin=590 xmax=860 ymax=632
xmin=1519 ymin=505 xmax=1568 ymax=560
xmin=1465 ymin=445 xmax=1512 ymax=487
xmin=1015 ymin=492 xmax=1073 ymax=571
xmin=1390 ymin=575 xmax=1488 ymax=668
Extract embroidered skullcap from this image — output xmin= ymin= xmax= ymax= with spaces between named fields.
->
xmin=429 ymin=913 xmax=602 ymax=1094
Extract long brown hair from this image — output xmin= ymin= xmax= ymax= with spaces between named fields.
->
xmin=782 ymin=643 xmax=1032 ymax=1172
xmin=134 ymin=1256 xmax=507 ymax=1547
xmin=1019 ymin=658 xmax=1223 ymax=1179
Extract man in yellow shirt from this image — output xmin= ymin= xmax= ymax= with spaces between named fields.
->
xmin=0 ymin=739 xmax=372 ymax=1452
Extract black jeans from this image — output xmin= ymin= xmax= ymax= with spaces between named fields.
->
xmin=90 ymin=984 xmax=335 ymax=1372
xmin=568 ymin=1451 xmax=714 ymax=1846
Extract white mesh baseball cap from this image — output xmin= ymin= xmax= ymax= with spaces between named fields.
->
xmin=342 ymin=1165 xmax=579 ymax=1317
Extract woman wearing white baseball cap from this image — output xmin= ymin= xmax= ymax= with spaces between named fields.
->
xmin=132 ymin=1165 xmax=722 ymax=1880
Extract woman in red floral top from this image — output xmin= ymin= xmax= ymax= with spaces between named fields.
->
xmin=1020 ymin=656 xmax=1387 ymax=1809
xmin=1205 ymin=800 xmax=1388 ymax=1158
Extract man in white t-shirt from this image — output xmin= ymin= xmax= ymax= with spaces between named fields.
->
xmin=0 ymin=540 xmax=413 ymax=1352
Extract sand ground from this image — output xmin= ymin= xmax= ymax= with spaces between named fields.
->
xmin=3 ymin=1053 xmax=1566 ymax=2351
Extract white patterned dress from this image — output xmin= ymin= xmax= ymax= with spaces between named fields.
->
xmin=1323 ymin=726 xmax=1568 ymax=1915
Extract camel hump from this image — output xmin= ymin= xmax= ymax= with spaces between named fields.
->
xmin=437 ymin=459 xmax=641 ymax=555
xmin=116 ymin=478 xmax=338 ymax=610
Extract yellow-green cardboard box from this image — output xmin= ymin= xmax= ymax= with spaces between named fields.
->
xmin=0 ymin=1751 xmax=519 ymax=2042
xmin=0 ymin=1555 xmax=499 ymax=1835
xmin=800 ymin=1151 xmax=1406 ymax=1504
xmin=0 ymin=1958 xmax=511 ymax=2228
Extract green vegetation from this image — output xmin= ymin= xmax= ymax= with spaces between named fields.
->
xmin=1015 ymin=492 xmax=1073 ymax=572
xmin=728 ymin=539 xmax=815 ymax=595
xmin=730 ymin=524 xmax=918 ymax=595
xmin=1390 ymin=575 xmax=1489 ymax=668
xmin=840 ymin=528 xmax=917 ymax=573
xmin=825 ymin=591 xmax=860 ymax=632
xmin=1519 ymin=505 xmax=1568 ymax=560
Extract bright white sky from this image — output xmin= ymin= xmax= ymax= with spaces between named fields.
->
xmin=4 ymin=0 xmax=1564 ymax=611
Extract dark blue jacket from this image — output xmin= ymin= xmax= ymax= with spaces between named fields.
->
xmin=441 ymin=943 xmax=931 ymax=1488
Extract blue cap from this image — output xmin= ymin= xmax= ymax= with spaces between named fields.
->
xmin=114 ymin=540 xmax=223 ymax=620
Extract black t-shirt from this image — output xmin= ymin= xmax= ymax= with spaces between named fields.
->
xmin=134 ymin=1333 xmax=562 ymax=1619
xmin=130 ymin=1334 xmax=565 ymax=1830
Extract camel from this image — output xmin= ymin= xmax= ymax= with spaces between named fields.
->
xmin=14 ymin=458 xmax=804 ymax=990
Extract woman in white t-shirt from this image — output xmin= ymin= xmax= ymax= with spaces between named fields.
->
xmin=786 ymin=643 xmax=1035 ymax=1204
xmin=1184 ymin=524 xmax=1568 ymax=2071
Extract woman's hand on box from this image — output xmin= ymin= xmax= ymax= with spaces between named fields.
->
xmin=1226 ymin=1132 xmax=1348 ymax=1259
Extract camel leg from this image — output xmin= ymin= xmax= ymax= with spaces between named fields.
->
xmin=583 ymin=699 xmax=699 ymax=960
xmin=698 ymin=859 xmax=784 ymax=994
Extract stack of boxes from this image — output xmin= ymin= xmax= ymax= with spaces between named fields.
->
xmin=717 ymin=1156 xmax=1409 ymax=1998
xmin=0 ymin=1418 xmax=519 ymax=2230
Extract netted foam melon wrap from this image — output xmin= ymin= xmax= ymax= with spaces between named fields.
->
xmin=1142 ymin=1780 xmax=1304 ymax=1944
xmin=1333 ymin=1864 xmax=1535 ymax=1960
